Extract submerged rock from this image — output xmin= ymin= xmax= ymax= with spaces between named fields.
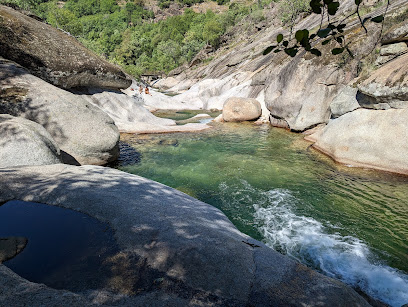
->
xmin=0 ymin=164 xmax=370 ymax=306
xmin=0 ymin=237 xmax=27 ymax=263
xmin=0 ymin=5 xmax=131 ymax=90
xmin=0 ymin=114 xmax=61 ymax=167
xmin=223 ymin=97 xmax=262 ymax=122
xmin=0 ymin=58 xmax=119 ymax=165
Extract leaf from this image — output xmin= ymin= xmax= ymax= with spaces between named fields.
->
xmin=332 ymin=47 xmax=344 ymax=55
xmin=327 ymin=2 xmax=340 ymax=15
xmin=317 ymin=28 xmax=331 ymax=38
xmin=310 ymin=34 xmax=316 ymax=39
xmin=284 ymin=47 xmax=298 ymax=57
xmin=355 ymin=0 xmax=362 ymax=5
xmin=337 ymin=23 xmax=346 ymax=30
xmin=300 ymin=38 xmax=311 ymax=49
xmin=310 ymin=49 xmax=322 ymax=56
xmin=302 ymin=29 xmax=310 ymax=39
xmin=263 ymin=45 xmax=276 ymax=55
xmin=295 ymin=30 xmax=304 ymax=42
xmin=282 ymin=40 xmax=289 ymax=47
xmin=310 ymin=0 xmax=322 ymax=14
xmin=371 ymin=15 xmax=384 ymax=23
xmin=273 ymin=49 xmax=281 ymax=53
xmin=336 ymin=36 xmax=343 ymax=44
xmin=323 ymin=0 xmax=333 ymax=4
xmin=328 ymin=23 xmax=336 ymax=30
xmin=322 ymin=38 xmax=331 ymax=45
xmin=277 ymin=33 xmax=284 ymax=43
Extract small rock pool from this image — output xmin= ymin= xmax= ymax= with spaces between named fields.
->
xmin=114 ymin=110 xmax=408 ymax=307
xmin=0 ymin=200 xmax=120 ymax=292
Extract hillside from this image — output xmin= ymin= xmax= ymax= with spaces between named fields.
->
xmin=0 ymin=0 xmax=274 ymax=77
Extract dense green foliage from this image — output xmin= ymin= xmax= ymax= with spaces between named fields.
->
xmin=0 ymin=0 xmax=261 ymax=77
xmin=278 ymin=0 xmax=310 ymax=29
xmin=0 ymin=0 xmax=304 ymax=78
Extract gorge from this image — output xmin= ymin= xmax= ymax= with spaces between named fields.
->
xmin=0 ymin=0 xmax=408 ymax=306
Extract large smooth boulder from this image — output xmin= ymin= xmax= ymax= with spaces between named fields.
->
xmin=306 ymin=108 xmax=408 ymax=175
xmin=265 ymin=59 xmax=346 ymax=131
xmin=0 ymin=5 xmax=131 ymax=90
xmin=0 ymin=164 xmax=370 ymax=306
xmin=222 ymin=97 xmax=262 ymax=122
xmin=0 ymin=58 xmax=119 ymax=165
xmin=358 ymin=52 xmax=408 ymax=109
xmin=0 ymin=114 xmax=61 ymax=167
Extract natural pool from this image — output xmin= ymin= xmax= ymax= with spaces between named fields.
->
xmin=115 ymin=114 xmax=408 ymax=307
xmin=0 ymin=200 xmax=120 ymax=291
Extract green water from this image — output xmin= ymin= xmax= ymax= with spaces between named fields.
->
xmin=116 ymin=116 xmax=408 ymax=306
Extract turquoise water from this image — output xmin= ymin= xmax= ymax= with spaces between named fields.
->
xmin=117 ymin=118 xmax=408 ymax=306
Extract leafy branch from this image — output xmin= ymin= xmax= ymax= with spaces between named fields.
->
xmin=263 ymin=0 xmax=388 ymax=58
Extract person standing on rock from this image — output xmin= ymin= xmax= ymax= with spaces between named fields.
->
xmin=139 ymin=85 xmax=143 ymax=94
xmin=145 ymin=87 xmax=152 ymax=96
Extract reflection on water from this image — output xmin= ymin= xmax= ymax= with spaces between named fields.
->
xmin=0 ymin=200 xmax=120 ymax=291
xmin=115 ymin=118 xmax=408 ymax=306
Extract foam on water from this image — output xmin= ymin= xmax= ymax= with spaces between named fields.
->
xmin=220 ymin=180 xmax=408 ymax=307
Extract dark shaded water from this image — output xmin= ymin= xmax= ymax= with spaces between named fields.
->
xmin=116 ymin=114 xmax=408 ymax=306
xmin=0 ymin=200 xmax=119 ymax=291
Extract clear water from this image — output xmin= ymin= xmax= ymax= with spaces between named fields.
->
xmin=116 ymin=118 xmax=408 ymax=306
xmin=0 ymin=200 xmax=119 ymax=291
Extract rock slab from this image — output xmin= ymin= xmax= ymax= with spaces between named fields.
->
xmin=359 ymin=52 xmax=408 ymax=108
xmin=306 ymin=108 xmax=408 ymax=175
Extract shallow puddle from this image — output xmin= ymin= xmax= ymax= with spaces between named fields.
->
xmin=0 ymin=200 xmax=120 ymax=292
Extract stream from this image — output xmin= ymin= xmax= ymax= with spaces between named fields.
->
xmin=113 ymin=111 xmax=408 ymax=307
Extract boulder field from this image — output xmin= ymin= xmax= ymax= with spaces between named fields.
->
xmin=0 ymin=58 xmax=119 ymax=165
xmin=0 ymin=164 xmax=370 ymax=306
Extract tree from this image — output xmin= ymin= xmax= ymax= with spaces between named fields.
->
xmin=279 ymin=0 xmax=310 ymax=33
xmin=264 ymin=0 xmax=390 ymax=58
